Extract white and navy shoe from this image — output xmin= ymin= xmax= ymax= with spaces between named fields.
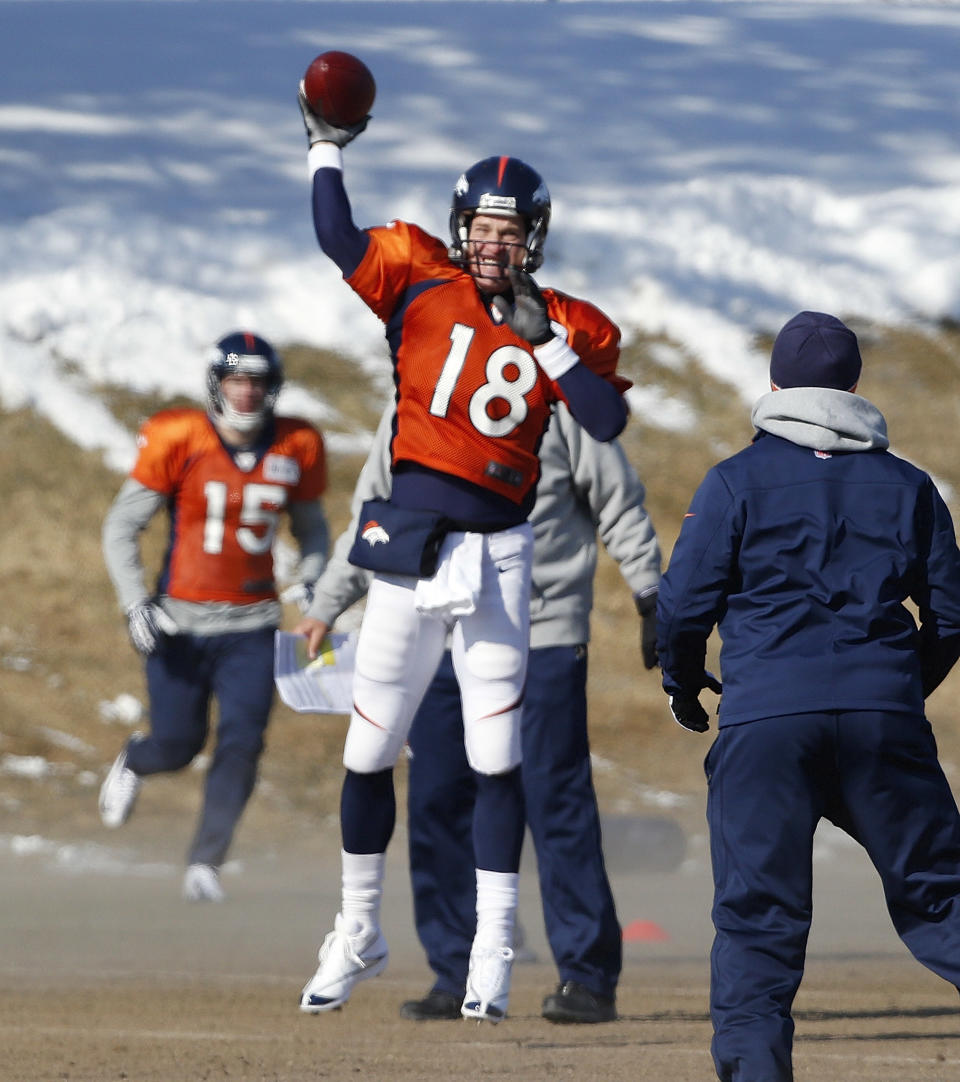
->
xmin=299 ymin=914 xmax=389 ymax=1013
xmin=461 ymin=945 xmax=515 ymax=1023
xmin=183 ymin=863 xmax=225 ymax=903
xmin=98 ymin=738 xmax=143 ymax=828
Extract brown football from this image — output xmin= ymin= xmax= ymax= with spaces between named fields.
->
xmin=302 ymin=51 xmax=376 ymax=127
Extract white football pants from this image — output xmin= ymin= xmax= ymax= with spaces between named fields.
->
xmin=343 ymin=524 xmax=533 ymax=776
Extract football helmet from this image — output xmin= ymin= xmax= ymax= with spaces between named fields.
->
xmin=206 ymin=331 xmax=283 ymax=433
xmin=449 ymin=156 xmax=551 ymax=273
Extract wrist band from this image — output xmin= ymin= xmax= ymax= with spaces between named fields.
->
xmin=533 ymin=336 xmax=579 ymax=380
xmin=308 ymin=143 xmax=343 ymax=175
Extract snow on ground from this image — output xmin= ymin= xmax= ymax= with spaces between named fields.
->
xmin=1 ymin=1 xmax=958 ymax=471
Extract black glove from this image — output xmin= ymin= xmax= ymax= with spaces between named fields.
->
xmin=126 ymin=601 xmax=177 ymax=657
xmin=298 ymin=81 xmax=368 ymax=148
xmin=634 ymin=593 xmax=659 ymax=670
xmin=491 ymin=267 xmax=554 ymax=346
xmin=668 ymin=671 xmax=722 ymax=734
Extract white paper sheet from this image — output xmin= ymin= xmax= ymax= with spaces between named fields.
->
xmin=273 ymin=630 xmax=356 ymax=715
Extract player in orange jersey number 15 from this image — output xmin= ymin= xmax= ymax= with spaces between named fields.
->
xmin=99 ymin=332 xmax=329 ymax=902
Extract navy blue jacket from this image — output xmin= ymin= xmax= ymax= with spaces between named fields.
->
xmin=658 ymin=428 xmax=960 ymax=726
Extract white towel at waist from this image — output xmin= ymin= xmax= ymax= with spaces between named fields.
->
xmin=414 ymin=531 xmax=483 ymax=618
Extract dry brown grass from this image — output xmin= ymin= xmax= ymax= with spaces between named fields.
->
xmin=4 ymin=320 xmax=960 ymax=851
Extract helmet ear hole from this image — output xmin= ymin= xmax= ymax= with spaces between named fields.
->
xmin=447 ymin=213 xmax=469 ymax=263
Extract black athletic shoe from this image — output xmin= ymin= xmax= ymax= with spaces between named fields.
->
xmin=399 ymin=988 xmax=463 ymax=1021
xmin=541 ymin=980 xmax=617 ymax=1024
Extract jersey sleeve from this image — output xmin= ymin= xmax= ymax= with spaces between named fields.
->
xmin=346 ymin=220 xmax=454 ymax=323
xmin=129 ymin=411 xmax=195 ymax=494
xmin=548 ymin=292 xmax=632 ymax=396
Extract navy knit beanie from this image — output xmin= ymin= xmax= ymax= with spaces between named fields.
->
xmin=770 ymin=311 xmax=862 ymax=391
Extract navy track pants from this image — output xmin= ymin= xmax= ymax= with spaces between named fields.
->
xmin=707 ymin=710 xmax=960 ymax=1082
xmin=407 ymin=646 xmax=622 ymax=999
xmin=126 ymin=627 xmax=275 ymax=867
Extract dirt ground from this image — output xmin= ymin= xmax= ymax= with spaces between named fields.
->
xmin=4 ymin=801 xmax=960 ymax=1082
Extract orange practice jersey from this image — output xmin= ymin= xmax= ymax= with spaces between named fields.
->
xmin=131 ymin=410 xmax=327 ymax=604
xmin=347 ymin=220 xmax=630 ymax=505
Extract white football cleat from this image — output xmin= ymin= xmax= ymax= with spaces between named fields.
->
xmin=183 ymin=863 xmax=225 ymax=903
xmin=461 ymin=945 xmax=515 ymax=1023
xmin=98 ymin=739 xmax=143 ymax=828
xmin=299 ymin=913 xmax=389 ymax=1013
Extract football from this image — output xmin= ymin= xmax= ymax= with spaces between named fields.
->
xmin=302 ymin=51 xmax=376 ymax=128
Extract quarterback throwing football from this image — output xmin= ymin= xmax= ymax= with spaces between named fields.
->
xmin=295 ymin=79 xmax=631 ymax=1023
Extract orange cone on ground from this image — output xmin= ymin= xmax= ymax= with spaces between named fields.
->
xmin=622 ymin=919 xmax=670 ymax=943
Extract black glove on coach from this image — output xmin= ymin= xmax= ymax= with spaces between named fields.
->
xmin=668 ymin=671 xmax=723 ymax=733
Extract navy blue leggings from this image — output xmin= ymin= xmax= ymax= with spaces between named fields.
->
xmin=126 ymin=627 xmax=275 ymax=866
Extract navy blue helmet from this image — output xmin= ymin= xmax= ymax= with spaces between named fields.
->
xmin=449 ymin=156 xmax=551 ymax=273
xmin=206 ymin=331 xmax=283 ymax=432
